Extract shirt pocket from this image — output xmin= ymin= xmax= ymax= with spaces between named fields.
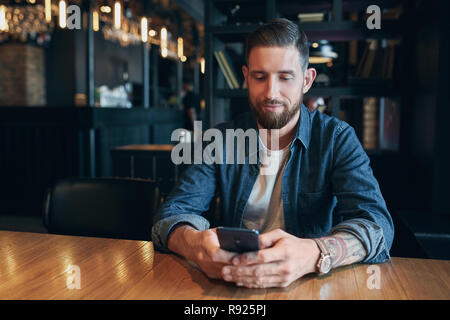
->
xmin=297 ymin=190 xmax=334 ymax=237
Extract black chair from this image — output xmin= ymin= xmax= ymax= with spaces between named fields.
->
xmin=43 ymin=177 xmax=160 ymax=241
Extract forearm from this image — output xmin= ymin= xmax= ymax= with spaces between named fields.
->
xmin=329 ymin=218 xmax=391 ymax=263
xmin=152 ymin=213 xmax=211 ymax=252
xmin=314 ymin=232 xmax=367 ymax=269
xmin=167 ymin=224 xmax=198 ymax=260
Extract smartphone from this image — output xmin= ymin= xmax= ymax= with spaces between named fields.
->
xmin=216 ymin=227 xmax=260 ymax=253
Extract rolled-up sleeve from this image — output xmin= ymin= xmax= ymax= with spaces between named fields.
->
xmin=151 ymin=160 xmax=217 ymax=252
xmin=330 ymin=122 xmax=394 ymax=263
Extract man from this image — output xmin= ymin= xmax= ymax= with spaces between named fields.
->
xmin=152 ymin=18 xmax=394 ymax=289
xmin=181 ymin=79 xmax=202 ymax=131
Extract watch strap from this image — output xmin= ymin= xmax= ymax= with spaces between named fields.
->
xmin=313 ymin=238 xmax=329 ymax=256
xmin=313 ymin=238 xmax=332 ymax=274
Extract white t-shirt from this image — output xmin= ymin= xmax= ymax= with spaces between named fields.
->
xmin=242 ymin=136 xmax=291 ymax=233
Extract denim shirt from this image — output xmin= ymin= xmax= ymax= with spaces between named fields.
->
xmin=152 ymin=104 xmax=394 ymax=264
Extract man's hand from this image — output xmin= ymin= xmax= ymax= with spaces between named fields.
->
xmin=221 ymin=229 xmax=320 ymax=288
xmin=168 ymin=227 xmax=367 ymax=288
xmin=168 ymin=226 xmax=238 ymax=279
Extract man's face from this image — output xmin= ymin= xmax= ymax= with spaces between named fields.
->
xmin=243 ymin=46 xmax=313 ymax=129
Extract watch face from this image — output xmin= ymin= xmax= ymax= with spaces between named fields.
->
xmin=320 ymin=255 xmax=332 ymax=274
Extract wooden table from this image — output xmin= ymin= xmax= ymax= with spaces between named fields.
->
xmin=1 ymin=231 xmax=449 ymax=300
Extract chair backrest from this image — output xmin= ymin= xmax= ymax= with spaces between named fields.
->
xmin=43 ymin=177 xmax=160 ymax=241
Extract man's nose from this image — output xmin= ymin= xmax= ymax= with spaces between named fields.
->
xmin=264 ymin=76 xmax=280 ymax=101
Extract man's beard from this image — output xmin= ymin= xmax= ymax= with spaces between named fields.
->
xmin=249 ymin=92 xmax=303 ymax=130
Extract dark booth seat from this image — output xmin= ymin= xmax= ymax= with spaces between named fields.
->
xmin=43 ymin=177 xmax=160 ymax=241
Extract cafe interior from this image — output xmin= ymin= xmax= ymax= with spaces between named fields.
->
xmin=0 ymin=0 xmax=449 ymax=300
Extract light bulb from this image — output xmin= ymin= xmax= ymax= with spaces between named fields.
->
xmin=0 ymin=5 xmax=8 ymax=32
xmin=114 ymin=1 xmax=121 ymax=29
xmin=141 ymin=17 xmax=148 ymax=43
xmin=200 ymin=57 xmax=205 ymax=74
xmin=93 ymin=10 xmax=99 ymax=31
xmin=59 ymin=0 xmax=66 ymax=29
xmin=177 ymin=37 xmax=183 ymax=58
xmin=161 ymin=27 xmax=167 ymax=57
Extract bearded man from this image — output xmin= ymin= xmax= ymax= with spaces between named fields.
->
xmin=152 ymin=18 xmax=394 ymax=289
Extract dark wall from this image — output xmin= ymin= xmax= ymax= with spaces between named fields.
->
xmin=407 ymin=0 xmax=450 ymax=215
xmin=45 ymin=29 xmax=76 ymax=106
xmin=432 ymin=0 xmax=450 ymax=214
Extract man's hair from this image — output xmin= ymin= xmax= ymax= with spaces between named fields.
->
xmin=245 ymin=18 xmax=309 ymax=73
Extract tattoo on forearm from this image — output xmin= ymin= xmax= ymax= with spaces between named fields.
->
xmin=315 ymin=232 xmax=367 ymax=269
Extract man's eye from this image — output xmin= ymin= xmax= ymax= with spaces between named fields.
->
xmin=281 ymin=77 xmax=293 ymax=81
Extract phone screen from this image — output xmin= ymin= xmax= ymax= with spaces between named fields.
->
xmin=217 ymin=227 xmax=260 ymax=253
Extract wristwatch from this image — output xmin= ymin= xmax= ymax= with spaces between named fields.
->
xmin=313 ymin=239 xmax=332 ymax=275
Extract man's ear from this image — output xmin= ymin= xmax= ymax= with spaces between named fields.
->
xmin=242 ymin=65 xmax=249 ymax=83
xmin=303 ymin=68 xmax=317 ymax=94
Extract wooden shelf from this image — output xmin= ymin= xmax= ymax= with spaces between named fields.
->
xmin=212 ymin=0 xmax=260 ymax=3
xmin=300 ymin=20 xmax=401 ymax=41
xmin=208 ymin=24 xmax=258 ymax=42
xmin=277 ymin=0 xmax=401 ymax=14
xmin=209 ymin=20 xmax=401 ymax=42
xmin=308 ymin=85 xmax=397 ymax=97
xmin=215 ymin=84 xmax=398 ymax=99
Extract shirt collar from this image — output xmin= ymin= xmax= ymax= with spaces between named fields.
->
xmin=293 ymin=104 xmax=312 ymax=150
xmin=245 ymin=103 xmax=312 ymax=151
